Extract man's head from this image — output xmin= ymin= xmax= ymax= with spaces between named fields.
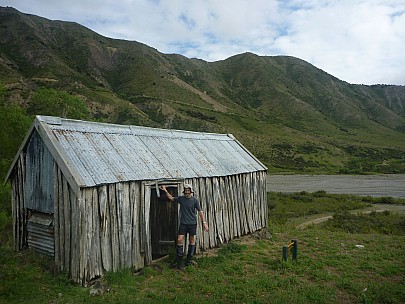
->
xmin=183 ymin=184 xmax=194 ymax=198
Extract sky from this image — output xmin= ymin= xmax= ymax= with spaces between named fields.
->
xmin=1 ymin=0 xmax=405 ymax=85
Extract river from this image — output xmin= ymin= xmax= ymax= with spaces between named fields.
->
xmin=266 ymin=174 xmax=405 ymax=198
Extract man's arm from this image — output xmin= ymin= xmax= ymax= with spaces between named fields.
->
xmin=199 ymin=211 xmax=209 ymax=231
xmin=160 ymin=185 xmax=174 ymax=202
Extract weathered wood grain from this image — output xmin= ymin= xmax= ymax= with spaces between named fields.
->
xmin=53 ymin=164 xmax=60 ymax=268
xmin=143 ymin=185 xmax=152 ymax=264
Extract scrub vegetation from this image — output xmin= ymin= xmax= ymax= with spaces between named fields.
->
xmin=1 ymin=192 xmax=404 ymax=303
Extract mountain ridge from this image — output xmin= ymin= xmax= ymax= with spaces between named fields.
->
xmin=1 ymin=6 xmax=404 ymax=174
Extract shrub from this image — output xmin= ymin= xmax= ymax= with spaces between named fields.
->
xmin=28 ymin=88 xmax=90 ymax=119
xmin=323 ymin=211 xmax=405 ymax=235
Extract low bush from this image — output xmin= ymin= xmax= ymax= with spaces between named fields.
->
xmin=323 ymin=210 xmax=405 ymax=235
xmin=267 ymin=191 xmax=371 ymax=224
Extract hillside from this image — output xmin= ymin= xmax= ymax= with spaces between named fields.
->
xmin=1 ymin=6 xmax=405 ymax=176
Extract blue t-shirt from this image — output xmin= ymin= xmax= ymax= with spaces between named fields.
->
xmin=174 ymin=196 xmax=202 ymax=224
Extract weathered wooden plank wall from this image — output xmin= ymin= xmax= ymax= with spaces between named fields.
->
xmin=11 ymin=155 xmax=27 ymax=251
xmin=16 ymin=158 xmax=266 ymax=285
xmin=142 ymin=184 xmax=152 ymax=265
xmin=53 ymin=173 xmax=145 ymax=285
xmin=186 ymin=171 xmax=267 ymax=253
xmin=24 ymin=130 xmax=54 ymax=213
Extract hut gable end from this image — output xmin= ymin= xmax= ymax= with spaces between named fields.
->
xmin=24 ymin=129 xmax=54 ymax=213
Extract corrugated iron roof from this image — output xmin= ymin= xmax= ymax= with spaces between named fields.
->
xmin=6 ymin=115 xmax=267 ymax=189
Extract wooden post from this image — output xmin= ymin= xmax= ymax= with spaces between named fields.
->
xmin=282 ymin=240 xmax=298 ymax=261
xmin=292 ymin=240 xmax=298 ymax=261
xmin=282 ymin=246 xmax=288 ymax=261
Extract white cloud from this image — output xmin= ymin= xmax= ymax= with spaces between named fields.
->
xmin=1 ymin=0 xmax=404 ymax=84
xmin=270 ymin=1 xmax=405 ymax=84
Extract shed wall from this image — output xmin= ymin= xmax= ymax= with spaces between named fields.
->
xmin=11 ymin=154 xmax=27 ymax=251
xmin=13 ymin=158 xmax=266 ymax=285
xmin=184 ymin=171 xmax=267 ymax=253
xmin=53 ymin=166 xmax=145 ymax=284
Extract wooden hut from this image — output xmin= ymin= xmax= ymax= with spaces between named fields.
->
xmin=5 ymin=115 xmax=267 ymax=285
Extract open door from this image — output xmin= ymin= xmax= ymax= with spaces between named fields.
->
xmin=149 ymin=183 xmax=179 ymax=259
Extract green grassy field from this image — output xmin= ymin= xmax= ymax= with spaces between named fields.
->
xmin=1 ymin=192 xmax=404 ymax=304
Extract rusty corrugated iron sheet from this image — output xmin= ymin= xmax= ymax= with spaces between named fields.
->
xmin=39 ymin=116 xmax=267 ymax=187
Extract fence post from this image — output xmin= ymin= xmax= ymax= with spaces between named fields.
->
xmin=282 ymin=240 xmax=298 ymax=262
xmin=292 ymin=240 xmax=298 ymax=261
xmin=282 ymin=246 xmax=288 ymax=261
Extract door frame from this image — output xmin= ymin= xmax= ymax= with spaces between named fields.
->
xmin=142 ymin=179 xmax=183 ymax=263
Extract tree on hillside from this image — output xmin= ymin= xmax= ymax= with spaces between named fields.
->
xmin=28 ymin=88 xmax=90 ymax=120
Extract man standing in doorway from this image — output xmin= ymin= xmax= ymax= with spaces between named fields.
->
xmin=160 ymin=184 xmax=209 ymax=268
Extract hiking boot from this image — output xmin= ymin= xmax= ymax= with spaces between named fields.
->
xmin=185 ymin=244 xmax=195 ymax=266
xmin=171 ymin=255 xmax=182 ymax=268
xmin=176 ymin=260 xmax=185 ymax=270
xmin=171 ymin=244 xmax=184 ymax=268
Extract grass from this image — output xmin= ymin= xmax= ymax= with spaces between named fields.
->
xmin=267 ymin=191 xmax=371 ymax=225
xmin=1 ymin=192 xmax=405 ymax=303
xmin=323 ymin=210 xmax=405 ymax=234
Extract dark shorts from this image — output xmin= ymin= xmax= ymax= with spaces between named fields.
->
xmin=178 ymin=223 xmax=197 ymax=236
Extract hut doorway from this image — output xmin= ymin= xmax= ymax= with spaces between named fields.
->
xmin=149 ymin=184 xmax=179 ymax=259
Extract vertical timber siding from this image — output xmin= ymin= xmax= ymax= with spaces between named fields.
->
xmin=16 ymin=159 xmax=266 ymax=285
xmin=185 ymin=171 xmax=267 ymax=255
xmin=53 ymin=169 xmax=145 ymax=285
xmin=11 ymin=155 xmax=27 ymax=251
xmin=24 ymin=130 xmax=54 ymax=213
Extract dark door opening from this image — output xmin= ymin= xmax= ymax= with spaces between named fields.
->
xmin=150 ymin=185 xmax=179 ymax=260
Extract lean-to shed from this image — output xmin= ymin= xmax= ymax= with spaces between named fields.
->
xmin=5 ymin=115 xmax=267 ymax=285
